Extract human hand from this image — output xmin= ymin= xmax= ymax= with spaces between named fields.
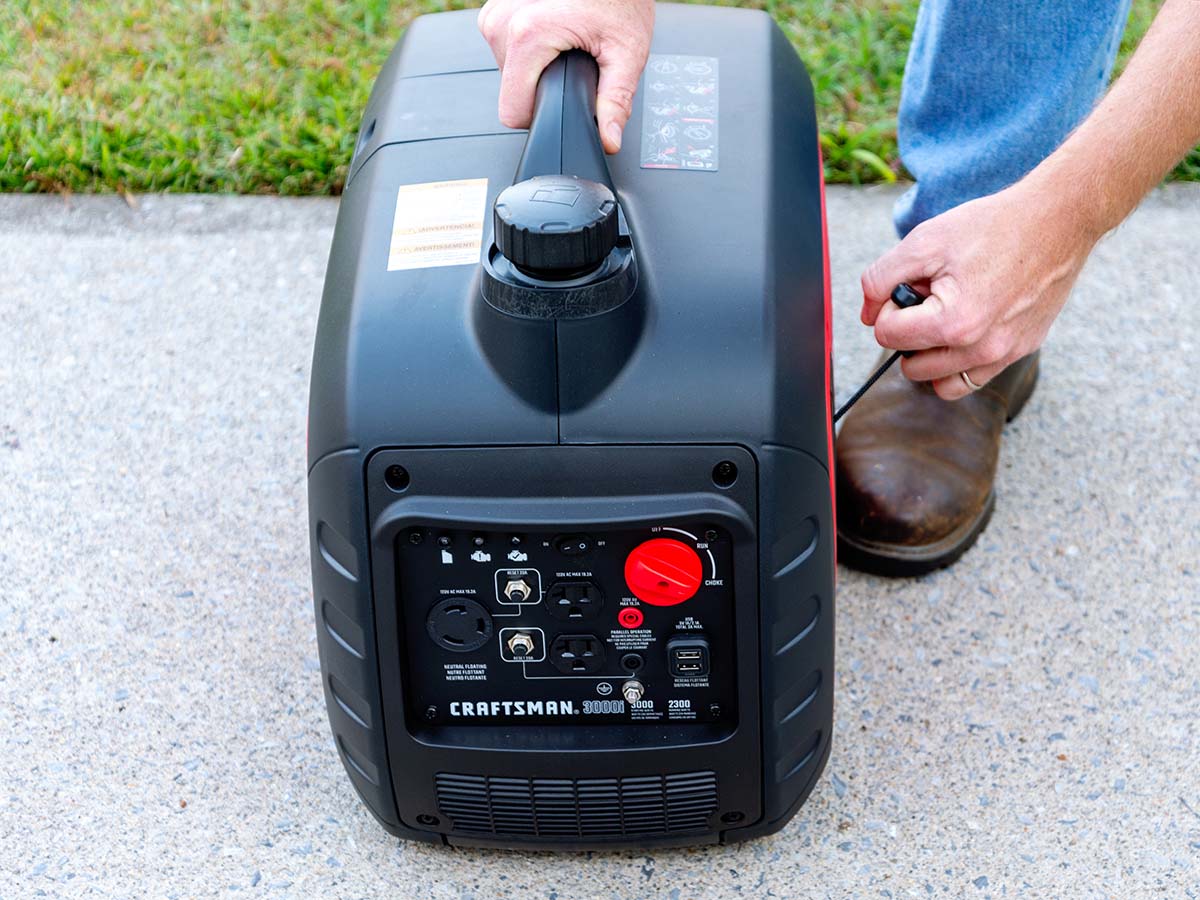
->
xmin=860 ymin=184 xmax=1101 ymax=400
xmin=477 ymin=0 xmax=655 ymax=153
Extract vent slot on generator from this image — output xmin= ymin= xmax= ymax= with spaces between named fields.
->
xmin=435 ymin=771 xmax=720 ymax=838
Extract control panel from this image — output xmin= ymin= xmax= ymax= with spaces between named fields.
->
xmin=395 ymin=521 xmax=738 ymax=728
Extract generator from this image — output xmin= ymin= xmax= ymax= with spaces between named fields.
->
xmin=308 ymin=3 xmax=834 ymax=850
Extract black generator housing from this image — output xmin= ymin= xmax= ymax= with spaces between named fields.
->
xmin=308 ymin=4 xmax=834 ymax=850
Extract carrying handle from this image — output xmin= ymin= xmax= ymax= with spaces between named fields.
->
xmin=514 ymin=51 xmax=615 ymax=189
xmin=482 ymin=49 xmax=637 ymax=323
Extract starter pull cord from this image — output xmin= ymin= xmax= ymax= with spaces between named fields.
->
xmin=832 ymin=283 xmax=927 ymax=424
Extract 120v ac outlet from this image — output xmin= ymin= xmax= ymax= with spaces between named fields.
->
xmin=548 ymin=633 xmax=606 ymax=674
xmin=546 ymin=581 xmax=604 ymax=620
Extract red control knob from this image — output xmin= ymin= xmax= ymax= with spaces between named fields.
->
xmin=624 ymin=538 xmax=703 ymax=606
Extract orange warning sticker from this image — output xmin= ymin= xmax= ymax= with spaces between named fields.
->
xmin=387 ymin=178 xmax=488 ymax=271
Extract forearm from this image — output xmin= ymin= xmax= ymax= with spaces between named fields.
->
xmin=1024 ymin=0 xmax=1200 ymax=240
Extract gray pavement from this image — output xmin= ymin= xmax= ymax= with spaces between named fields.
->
xmin=1 ymin=186 xmax=1197 ymax=899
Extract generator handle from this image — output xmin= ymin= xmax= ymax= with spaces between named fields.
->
xmin=513 ymin=50 xmax=615 ymax=190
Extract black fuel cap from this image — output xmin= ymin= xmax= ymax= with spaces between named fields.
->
xmin=493 ymin=175 xmax=618 ymax=275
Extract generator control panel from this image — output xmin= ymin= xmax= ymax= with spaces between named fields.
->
xmin=396 ymin=521 xmax=738 ymax=729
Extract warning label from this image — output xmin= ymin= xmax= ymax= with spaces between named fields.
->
xmin=640 ymin=55 xmax=719 ymax=171
xmin=387 ymin=178 xmax=488 ymax=271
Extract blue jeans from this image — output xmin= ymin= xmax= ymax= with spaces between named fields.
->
xmin=895 ymin=0 xmax=1132 ymax=236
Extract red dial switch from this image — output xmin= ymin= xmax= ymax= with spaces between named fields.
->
xmin=624 ymin=538 xmax=704 ymax=606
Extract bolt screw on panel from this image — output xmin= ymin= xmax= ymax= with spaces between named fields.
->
xmin=712 ymin=461 xmax=738 ymax=488
xmin=385 ymin=465 xmax=410 ymax=492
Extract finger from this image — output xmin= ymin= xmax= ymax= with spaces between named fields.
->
xmin=594 ymin=47 xmax=648 ymax=154
xmin=876 ymin=272 xmax=988 ymax=352
xmin=872 ymin=291 xmax=952 ymax=352
xmin=899 ymin=335 xmax=1006 ymax=382
xmin=860 ymin=239 xmax=937 ymax=325
xmin=900 ymin=345 xmax=976 ymax=383
xmin=477 ymin=0 xmax=514 ymax=66
xmin=929 ymin=359 xmax=1007 ymax=401
xmin=496 ymin=15 xmax=572 ymax=129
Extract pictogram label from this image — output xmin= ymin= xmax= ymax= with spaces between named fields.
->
xmin=640 ymin=56 xmax=719 ymax=171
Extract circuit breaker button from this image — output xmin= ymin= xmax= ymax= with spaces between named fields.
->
xmin=624 ymin=538 xmax=704 ymax=606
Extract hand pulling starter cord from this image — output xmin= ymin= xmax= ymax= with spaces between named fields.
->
xmin=832 ymin=283 xmax=927 ymax=424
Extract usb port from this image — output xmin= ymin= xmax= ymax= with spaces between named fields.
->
xmin=667 ymin=635 xmax=710 ymax=678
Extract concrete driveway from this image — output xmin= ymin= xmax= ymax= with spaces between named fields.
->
xmin=1 ymin=186 xmax=1197 ymax=898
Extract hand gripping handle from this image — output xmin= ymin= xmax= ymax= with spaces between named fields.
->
xmin=514 ymin=51 xmax=614 ymax=189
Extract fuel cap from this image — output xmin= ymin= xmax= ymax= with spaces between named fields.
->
xmin=494 ymin=175 xmax=618 ymax=276
xmin=624 ymin=538 xmax=704 ymax=606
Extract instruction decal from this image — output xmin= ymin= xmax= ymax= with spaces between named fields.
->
xmin=640 ymin=55 xmax=719 ymax=171
xmin=387 ymin=178 xmax=488 ymax=271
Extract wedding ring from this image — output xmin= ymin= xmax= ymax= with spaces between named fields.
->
xmin=960 ymin=371 xmax=984 ymax=392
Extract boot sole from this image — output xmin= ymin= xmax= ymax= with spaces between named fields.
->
xmin=835 ymin=361 xmax=1039 ymax=577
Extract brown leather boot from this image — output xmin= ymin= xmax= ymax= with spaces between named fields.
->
xmin=835 ymin=351 xmax=1040 ymax=576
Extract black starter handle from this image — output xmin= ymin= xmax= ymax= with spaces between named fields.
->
xmin=514 ymin=51 xmax=614 ymax=189
xmin=890 ymin=283 xmax=925 ymax=359
xmin=832 ymin=284 xmax=928 ymax=424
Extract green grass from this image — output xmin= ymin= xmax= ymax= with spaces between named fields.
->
xmin=1 ymin=0 xmax=1195 ymax=194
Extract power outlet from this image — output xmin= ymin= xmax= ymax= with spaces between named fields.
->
xmin=548 ymin=633 xmax=606 ymax=674
xmin=546 ymin=581 xmax=605 ymax=621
